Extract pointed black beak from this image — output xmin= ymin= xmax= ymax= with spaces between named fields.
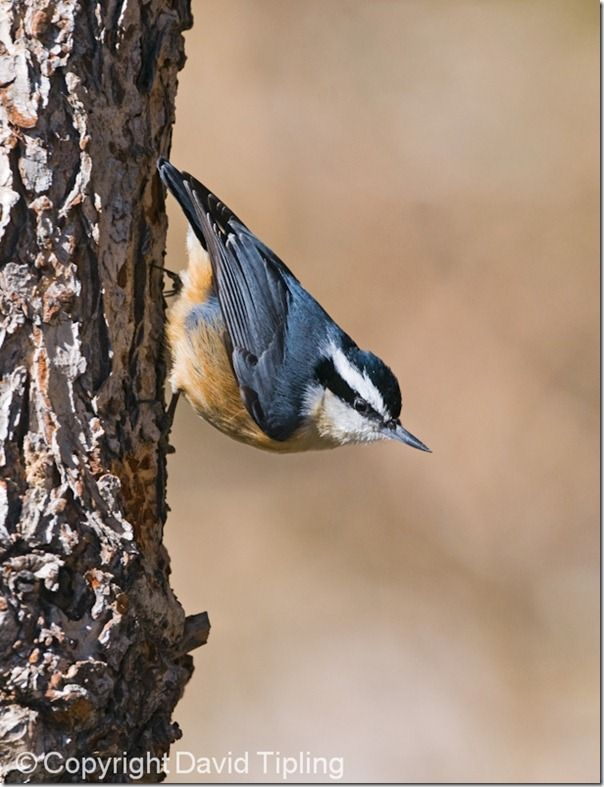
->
xmin=387 ymin=421 xmax=431 ymax=452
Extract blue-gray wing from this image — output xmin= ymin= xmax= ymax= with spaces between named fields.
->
xmin=158 ymin=160 xmax=301 ymax=440
xmin=199 ymin=212 xmax=295 ymax=439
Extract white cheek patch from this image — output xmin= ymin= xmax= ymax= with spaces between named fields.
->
xmin=328 ymin=344 xmax=386 ymax=416
xmin=304 ymin=386 xmax=385 ymax=446
xmin=321 ymin=390 xmax=385 ymax=444
xmin=302 ymin=384 xmax=324 ymax=418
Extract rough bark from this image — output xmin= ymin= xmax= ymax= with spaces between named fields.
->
xmin=0 ymin=0 xmax=207 ymax=782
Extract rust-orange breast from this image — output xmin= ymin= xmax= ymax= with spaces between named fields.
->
xmin=166 ymin=243 xmax=316 ymax=452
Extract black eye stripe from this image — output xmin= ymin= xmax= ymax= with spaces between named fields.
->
xmin=315 ymin=358 xmax=380 ymax=418
xmin=315 ymin=357 xmax=355 ymax=404
xmin=353 ymin=397 xmax=371 ymax=414
xmin=355 ymin=352 xmax=402 ymax=420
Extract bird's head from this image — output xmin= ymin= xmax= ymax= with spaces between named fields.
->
xmin=306 ymin=341 xmax=430 ymax=451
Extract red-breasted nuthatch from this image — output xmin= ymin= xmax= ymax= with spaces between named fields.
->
xmin=158 ymin=158 xmax=430 ymax=454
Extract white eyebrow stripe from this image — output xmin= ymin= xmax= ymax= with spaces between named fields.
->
xmin=329 ymin=344 xmax=386 ymax=416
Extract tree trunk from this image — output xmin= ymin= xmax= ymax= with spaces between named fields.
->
xmin=0 ymin=0 xmax=207 ymax=781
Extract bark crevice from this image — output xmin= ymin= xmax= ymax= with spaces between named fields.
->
xmin=0 ymin=1 xmax=199 ymax=781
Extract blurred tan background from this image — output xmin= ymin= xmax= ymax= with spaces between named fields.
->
xmin=163 ymin=1 xmax=599 ymax=782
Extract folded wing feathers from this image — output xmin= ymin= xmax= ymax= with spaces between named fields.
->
xmin=187 ymin=182 xmax=294 ymax=437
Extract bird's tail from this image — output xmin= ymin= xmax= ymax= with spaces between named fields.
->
xmin=157 ymin=158 xmax=244 ymax=252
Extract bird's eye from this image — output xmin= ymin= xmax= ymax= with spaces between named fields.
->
xmin=353 ymin=397 xmax=370 ymax=415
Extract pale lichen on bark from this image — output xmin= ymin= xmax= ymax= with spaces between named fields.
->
xmin=0 ymin=0 xmax=206 ymax=782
